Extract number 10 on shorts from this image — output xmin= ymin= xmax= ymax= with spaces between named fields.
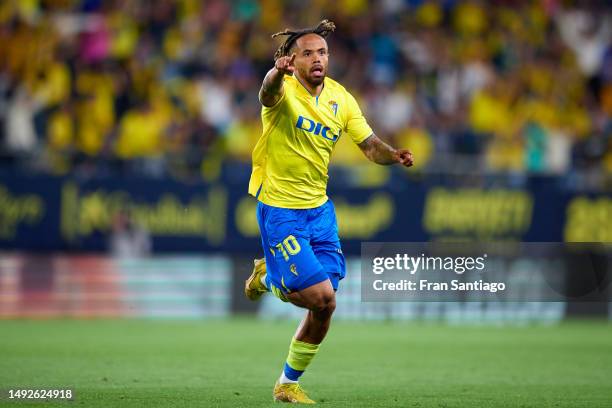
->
xmin=272 ymin=235 xmax=301 ymax=261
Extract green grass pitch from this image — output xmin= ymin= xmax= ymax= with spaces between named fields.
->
xmin=1 ymin=319 xmax=611 ymax=407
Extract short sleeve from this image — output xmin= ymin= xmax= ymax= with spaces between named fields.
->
xmin=344 ymin=91 xmax=373 ymax=144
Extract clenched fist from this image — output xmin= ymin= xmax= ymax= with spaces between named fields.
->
xmin=395 ymin=149 xmax=414 ymax=167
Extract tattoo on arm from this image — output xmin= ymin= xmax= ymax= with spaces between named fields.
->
xmin=259 ymin=68 xmax=285 ymax=107
xmin=358 ymin=134 xmax=398 ymax=165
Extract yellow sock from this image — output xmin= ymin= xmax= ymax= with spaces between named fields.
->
xmin=270 ymin=282 xmax=289 ymax=302
xmin=281 ymin=337 xmax=320 ymax=382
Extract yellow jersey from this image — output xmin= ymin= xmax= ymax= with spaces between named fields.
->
xmin=248 ymin=75 xmax=373 ymax=209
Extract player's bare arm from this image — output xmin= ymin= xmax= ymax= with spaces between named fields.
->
xmin=259 ymin=53 xmax=296 ymax=107
xmin=358 ymin=134 xmax=414 ymax=167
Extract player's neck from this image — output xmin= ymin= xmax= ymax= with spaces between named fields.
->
xmin=294 ymin=72 xmax=324 ymax=98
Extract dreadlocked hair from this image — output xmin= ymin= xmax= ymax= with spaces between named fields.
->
xmin=271 ymin=19 xmax=336 ymax=60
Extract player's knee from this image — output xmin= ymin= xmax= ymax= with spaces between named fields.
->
xmin=326 ymin=296 xmax=336 ymax=315
xmin=310 ymin=291 xmax=336 ymax=316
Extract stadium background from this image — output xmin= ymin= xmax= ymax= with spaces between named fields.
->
xmin=0 ymin=1 xmax=611 ymax=407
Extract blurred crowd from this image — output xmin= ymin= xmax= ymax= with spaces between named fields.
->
xmin=0 ymin=0 xmax=611 ymax=181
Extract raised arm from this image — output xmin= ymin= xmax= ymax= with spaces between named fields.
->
xmin=259 ymin=53 xmax=296 ymax=107
xmin=358 ymin=134 xmax=414 ymax=167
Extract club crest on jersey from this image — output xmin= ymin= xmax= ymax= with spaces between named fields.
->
xmin=329 ymin=100 xmax=338 ymax=116
xmin=296 ymin=115 xmax=341 ymax=142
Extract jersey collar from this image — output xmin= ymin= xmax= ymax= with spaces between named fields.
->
xmin=293 ymin=73 xmax=325 ymax=101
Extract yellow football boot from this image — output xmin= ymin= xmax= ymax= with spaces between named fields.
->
xmin=244 ymin=258 xmax=268 ymax=301
xmin=273 ymin=381 xmax=315 ymax=404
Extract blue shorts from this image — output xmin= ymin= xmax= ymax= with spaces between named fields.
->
xmin=257 ymin=200 xmax=346 ymax=297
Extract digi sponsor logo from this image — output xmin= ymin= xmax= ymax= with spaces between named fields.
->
xmin=296 ymin=115 xmax=341 ymax=142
